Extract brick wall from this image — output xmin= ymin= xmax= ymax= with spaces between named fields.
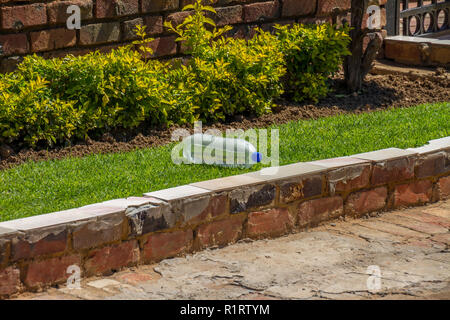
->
xmin=0 ymin=0 xmax=387 ymax=73
xmin=0 ymin=137 xmax=449 ymax=298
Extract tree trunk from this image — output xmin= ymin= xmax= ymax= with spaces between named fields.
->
xmin=344 ymin=0 xmax=383 ymax=92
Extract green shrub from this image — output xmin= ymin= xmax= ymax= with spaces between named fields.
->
xmin=275 ymin=23 xmax=351 ymax=103
xmin=164 ymin=0 xmax=286 ymax=121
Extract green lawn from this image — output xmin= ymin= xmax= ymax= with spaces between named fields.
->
xmin=1 ymin=102 xmax=449 ymax=222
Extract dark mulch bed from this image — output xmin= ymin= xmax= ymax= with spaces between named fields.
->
xmin=1 ymin=72 xmax=449 ymax=170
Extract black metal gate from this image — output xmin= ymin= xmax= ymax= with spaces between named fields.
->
xmin=386 ymin=0 xmax=450 ymax=36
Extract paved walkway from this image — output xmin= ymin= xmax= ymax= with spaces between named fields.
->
xmin=15 ymin=200 xmax=450 ymax=300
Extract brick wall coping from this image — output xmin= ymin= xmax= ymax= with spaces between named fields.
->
xmin=0 ymin=136 xmax=449 ymax=297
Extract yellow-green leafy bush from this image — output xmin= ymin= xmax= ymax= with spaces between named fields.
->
xmin=275 ymin=23 xmax=351 ymax=103
xmin=165 ymin=0 xmax=286 ymax=121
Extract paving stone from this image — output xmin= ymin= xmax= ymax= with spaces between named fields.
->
xmin=87 ymin=279 xmax=121 ymax=289
xmin=144 ymin=185 xmax=211 ymax=201
xmin=378 ymin=214 xmax=448 ymax=235
xmin=356 ymin=219 xmax=428 ymax=239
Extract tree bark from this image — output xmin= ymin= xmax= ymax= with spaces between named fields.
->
xmin=344 ymin=0 xmax=383 ymax=92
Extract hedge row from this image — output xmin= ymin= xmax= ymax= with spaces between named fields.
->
xmin=0 ymin=0 xmax=350 ymax=148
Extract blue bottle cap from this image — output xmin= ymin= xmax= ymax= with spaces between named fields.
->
xmin=251 ymin=152 xmax=263 ymax=163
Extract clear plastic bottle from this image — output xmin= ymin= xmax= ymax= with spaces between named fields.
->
xmin=181 ymin=134 xmax=262 ymax=168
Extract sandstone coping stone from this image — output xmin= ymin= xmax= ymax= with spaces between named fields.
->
xmin=245 ymin=162 xmax=326 ymax=182
xmin=308 ymin=156 xmax=370 ymax=169
xmin=354 ymin=147 xmax=417 ymax=162
xmin=144 ymin=185 xmax=211 ymax=201
xmin=190 ymin=173 xmax=264 ymax=192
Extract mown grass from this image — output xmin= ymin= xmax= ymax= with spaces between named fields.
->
xmin=1 ymin=102 xmax=449 ymax=222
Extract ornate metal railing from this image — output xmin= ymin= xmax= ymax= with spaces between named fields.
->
xmin=386 ymin=0 xmax=450 ymax=36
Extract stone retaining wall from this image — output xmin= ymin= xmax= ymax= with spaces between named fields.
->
xmin=0 ymin=136 xmax=449 ymax=298
xmin=0 ymin=0 xmax=389 ymax=73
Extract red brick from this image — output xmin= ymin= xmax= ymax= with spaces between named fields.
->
xmin=246 ymin=208 xmax=294 ymax=238
xmin=317 ymin=0 xmax=351 ymax=16
xmin=72 ymin=215 xmax=124 ymax=250
xmin=297 ymin=196 xmax=344 ymax=227
xmin=31 ymin=29 xmax=76 ymax=52
xmin=80 ymin=22 xmax=121 ymax=45
xmin=0 ymin=34 xmax=29 ymax=55
xmin=208 ymin=5 xmax=243 ymax=26
xmin=183 ymin=194 xmax=228 ymax=226
xmin=11 ymin=230 xmax=68 ymax=261
xmin=0 ymin=267 xmax=21 ymax=296
xmin=147 ymin=36 xmax=178 ymax=57
xmin=1 ymin=4 xmax=47 ymax=30
xmin=85 ymin=241 xmax=139 ymax=276
xmin=394 ymin=180 xmax=433 ymax=208
xmin=244 ymin=1 xmax=279 ymax=23
xmin=25 ymin=255 xmax=81 ymax=287
xmin=96 ymin=0 xmax=139 ymax=18
xmin=279 ymin=175 xmax=323 ymax=203
xmin=166 ymin=11 xmax=193 ymax=27
xmin=415 ymin=152 xmax=449 ymax=178
xmin=439 ymin=176 xmax=450 ymax=199
xmin=282 ymin=0 xmax=316 ymax=17
xmin=196 ymin=214 xmax=245 ymax=249
xmin=371 ymin=157 xmax=415 ymax=185
xmin=327 ymin=164 xmax=371 ymax=194
xmin=142 ymin=0 xmax=179 ymax=13
xmin=47 ymin=0 xmax=93 ymax=24
xmin=142 ymin=230 xmax=193 ymax=262
xmin=345 ymin=187 xmax=387 ymax=216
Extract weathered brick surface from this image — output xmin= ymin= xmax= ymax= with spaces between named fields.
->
xmin=0 ymin=267 xmax=21 ymax=296
xmin=72 ymin=214 xmax=124 ymax=250
xmin=96 ymin=0 xmax=139 ymax=18
xmin=25 ymin=254 xmax=81 ymax=287
xmin=142 ymin=230 xmax=193 ymax=262
xmin=282 ymin=0 xmax=316 ymax=17
xmin=142 ymin=0 xmax=179 ymax=13
xmin=415 ymin=152 xmax=450 ymax=178
xmin=1 ymin=3 xmax=47 ymax=30
xmin=123 ymin=16 xmax=163 ymax=40
xmin=327 ymin=164 xmax=371 ymax=194
xmin=196 ymin=214 xmax=246 ymax=249
xmin=80 ymin=22 xmax=121 ymax=45
xmin=345 ymin=187 xmax=387 ymax=216
xmin=47 ymin=0 xmax=93 ymax=24
xmin=11 ymin=230 xmax=68 ymax=261
xmin=0 ymin=34 xmax=29 ymax=55
xmin=179 ymin=194 xmax=228 ymax=226
xmin=230 ymin=184 xmax=276 ymax=214
xmin=85 ymin=241 xmax=139 ymax=275
xmin=439 ymin=176 xmax=450 ymax=199
xmin=279 ymin=175 xmax=323 ymax=203
xmin=246 ymin=208 xmax=294 ymax=238
xmin=298 ymin=196 xmax=343 ymax=227
xmin=31 ymin=29 xmax=76 ymax=52
xmin=244 ymin=1 xmax=280 ymax=23
xmin=317 ymin=0 xmax=351 ymax=15
xmin=371 ymin=157 xmax=415 ymax=185
xmin=394 ymin=180 xmax=433 ymax=207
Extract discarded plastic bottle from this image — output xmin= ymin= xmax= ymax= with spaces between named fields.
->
xmin=181 ymin=134 xmax=262 ymax=168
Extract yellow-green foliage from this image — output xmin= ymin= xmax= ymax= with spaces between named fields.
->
xmin=165 ymin=0 xmax=286 ymax=121
xmin=275 ymin=23 xmax=351 ymax=103
xmin=0 ymin=0 xmax=351 ymax=148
